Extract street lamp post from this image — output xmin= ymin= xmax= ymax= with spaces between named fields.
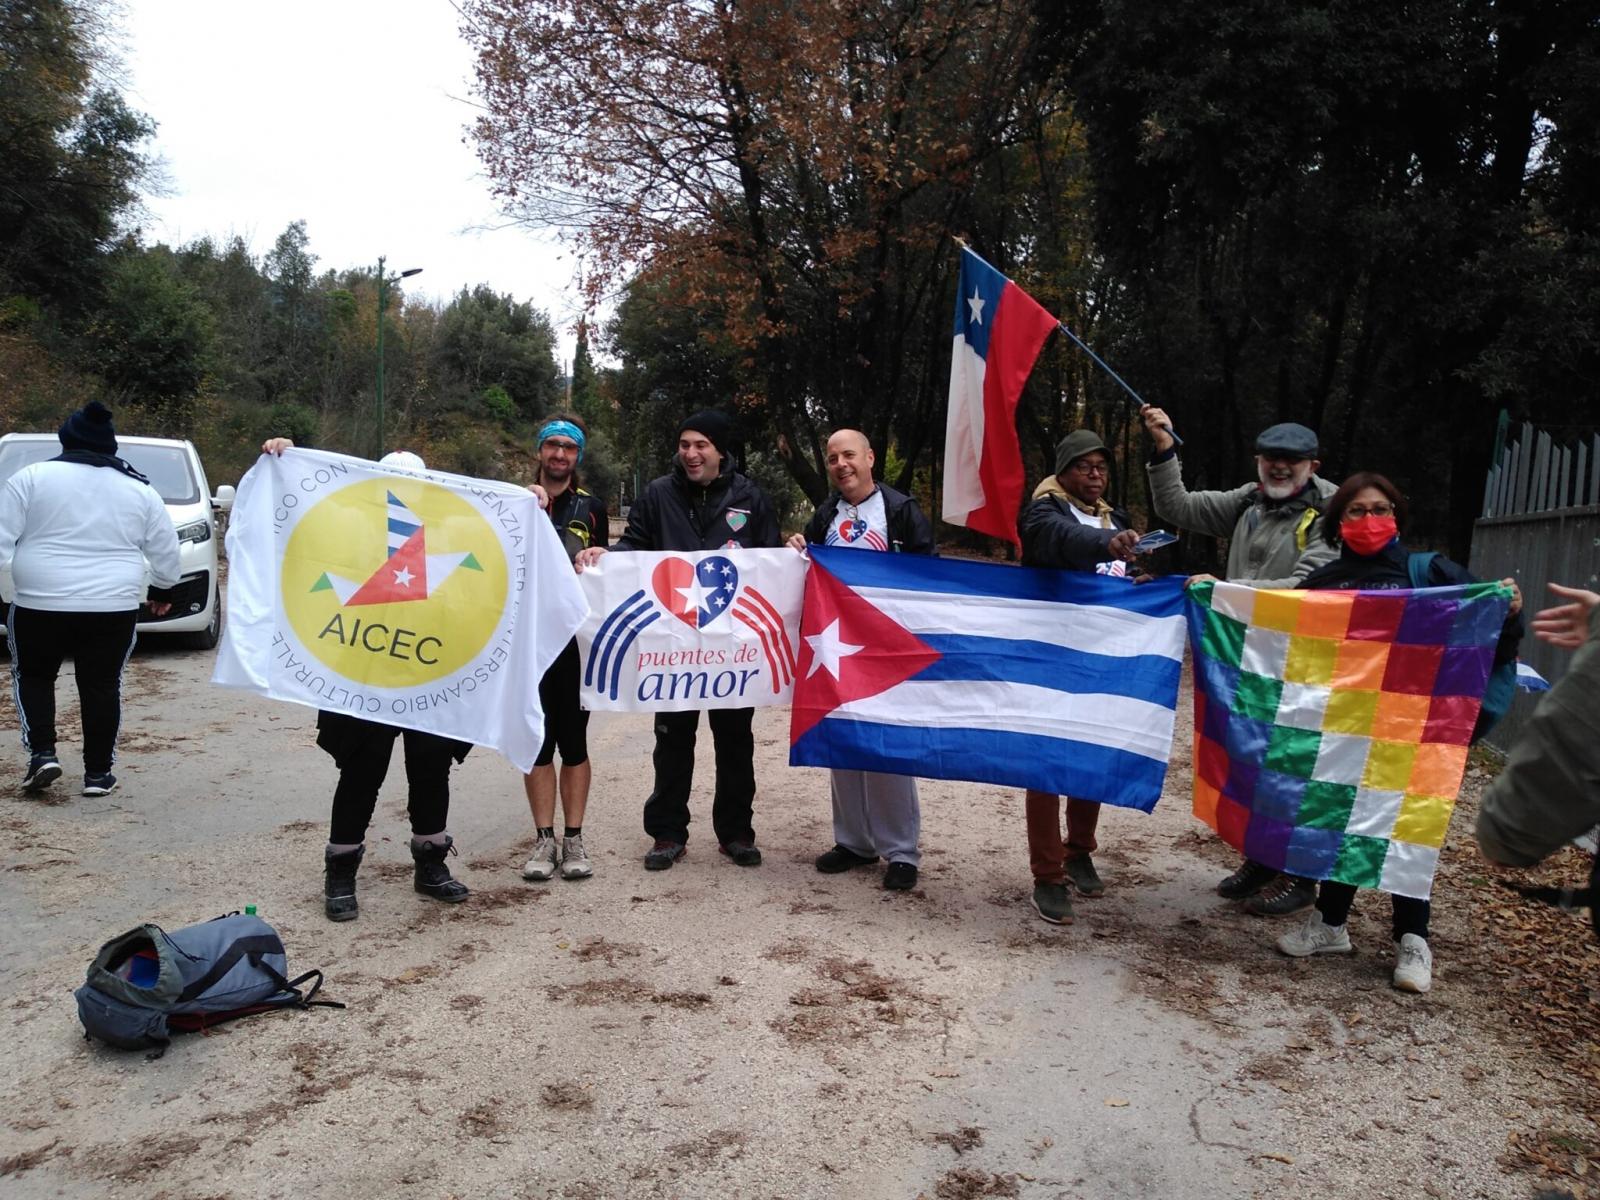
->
xmin=375 ymin=255 xmax=423 ymax=459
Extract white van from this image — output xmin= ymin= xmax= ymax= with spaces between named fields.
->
xmin=0 ymin=434 xmax=235 ymax=649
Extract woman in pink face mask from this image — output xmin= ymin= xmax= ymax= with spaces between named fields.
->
xmin=1270 ymin=471 xmax=1524 ymax=995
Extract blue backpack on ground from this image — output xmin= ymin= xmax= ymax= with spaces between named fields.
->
xmin=74 ymin=912 xmax=341 ymax=1055
xmin=1407 ymin=552 xmax=1516 ymax=738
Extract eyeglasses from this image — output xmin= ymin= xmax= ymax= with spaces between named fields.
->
xmin=542 ymin=440 xmax=581 ymax=454
xmin=1343 ymin=504 xmax=1394 ymax=520
xmin=1070 ymin=461 xmax=1110 ymax=476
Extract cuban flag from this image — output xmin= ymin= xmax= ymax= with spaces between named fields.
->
xmin=942 ymin=247 xmax=1060 ymax=545
xmin=789 ymin=546 xmax=1188 ymax=809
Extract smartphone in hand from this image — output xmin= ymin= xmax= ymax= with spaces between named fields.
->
xmin=1133 ymin=529 xmax=1178 ymax=554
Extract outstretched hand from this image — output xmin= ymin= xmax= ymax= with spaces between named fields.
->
xmin=1530 ymin=582 xmax=1600 ymax=650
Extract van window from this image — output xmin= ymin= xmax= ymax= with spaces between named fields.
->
xmin=0 ymin=442 xmax=199 ymax=505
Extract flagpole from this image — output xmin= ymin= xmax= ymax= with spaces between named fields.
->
xmin=952 ymin=237 xmax=1182 ymax=449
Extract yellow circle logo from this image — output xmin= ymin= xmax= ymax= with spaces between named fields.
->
xmin=282 ymin=479 xmax=509 ymax=688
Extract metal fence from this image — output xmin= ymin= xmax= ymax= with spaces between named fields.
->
xmin=1470 ymin=422 xmax=1600 ymax=750
xmin=1482 ymin=421 xmax=1600 ymax=518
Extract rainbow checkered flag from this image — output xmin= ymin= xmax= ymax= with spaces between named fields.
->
xmin=1187 ymin=579 xmax=1512 ymax=899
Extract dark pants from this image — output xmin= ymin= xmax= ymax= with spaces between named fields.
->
xmin=317 ymin=714 xmax=458 ymax=845
xmin=643 ymin=707 xmax=756 ymax=846
xmin=7 ymin=605 xmax=138 ymax=774
xmin=534 ymin=639 xmax=589 ymax=767
xmin=1317 ymin=881 xmax=1431 ymax=941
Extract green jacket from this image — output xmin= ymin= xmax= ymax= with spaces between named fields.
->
xmin=1477 ymin=602 xmax=1600 ymax=867
xmin=1145 ymin=453 xmax=1336 ymax=588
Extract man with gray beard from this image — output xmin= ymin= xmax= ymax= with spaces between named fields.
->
xmin=1139 ymin=406 xmax=1336 ymax=917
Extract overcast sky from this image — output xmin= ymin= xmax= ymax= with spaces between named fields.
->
xmin=120 ymin=0 xmax=587 ymax=365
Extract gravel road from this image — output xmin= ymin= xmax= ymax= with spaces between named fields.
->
xmin=0 ymin=636 xmax=1590 ymax=1200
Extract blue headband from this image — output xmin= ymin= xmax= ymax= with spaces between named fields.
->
xmin=538 ymin=420 xmax=585 ymax=463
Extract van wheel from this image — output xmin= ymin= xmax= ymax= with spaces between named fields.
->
xmin=184 ymin=600 xmax=222 ymax=651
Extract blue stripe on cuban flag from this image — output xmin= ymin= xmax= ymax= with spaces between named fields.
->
xmin=387 ymin=491 xmax=421 ymax=558
xmin=790 ymin=546 xmax=1187 ymax=811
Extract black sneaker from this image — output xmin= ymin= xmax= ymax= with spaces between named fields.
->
xmin=1031 ymin=882 xmax=1074 ymax=925
xmin=644 ymin=839 xmax=686 ymax=870
xmin=1217 ymin=858 xmax=1278 ymax=900
xmin=883 ymin=861 xmax=918 ymax=891
xmin=82 ymin=772 xmax=117 ymax=797
xmin=22 ymin=754 xmax=62 ymax=793
xmin=1064 ymin=855 xmax=1105 ymax=897
xmin=719 ymin=840 xmax=762 ymax=867
xmin=815 ymin=844 xmax=879 ymax=873
xmin=1244 ymin=875 xmax=1316 ymax=917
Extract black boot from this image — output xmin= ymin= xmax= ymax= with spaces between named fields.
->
xmin=411 ymin=835 xmax=470 ymax=903
xmin=324 ymin=845 xmax=364 ymax=922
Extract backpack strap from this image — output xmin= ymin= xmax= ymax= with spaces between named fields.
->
xmin=1294 ymin=507 xmax=1319 ymax=552
xmin=1406 ymin=552 xmax=1439 ymax=589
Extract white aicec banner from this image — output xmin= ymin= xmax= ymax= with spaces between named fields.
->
xmin=578 ymin=547 xmax=806 ymax=712
xmin=213 ymin=448 xmax=585 ymax=770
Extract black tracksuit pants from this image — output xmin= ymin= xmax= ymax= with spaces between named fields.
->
xmin=643 ymin=708 xmax=756 ymax=846
xmin=317 ymin=714 xmax=457 ymax=845
xmin=7 ymin=605 xmax=138 ymax=775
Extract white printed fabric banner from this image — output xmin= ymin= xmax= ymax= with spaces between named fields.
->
xmin=578 ymin=547 xmax=806 ymax=712
xmin=213 ymin=448 xmax=586 ymax=770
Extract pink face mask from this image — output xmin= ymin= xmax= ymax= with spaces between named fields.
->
xmin=1341 ymin=514 xmax=1398 ymax=556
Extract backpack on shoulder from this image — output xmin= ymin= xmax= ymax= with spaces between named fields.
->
xmin=1407 ymin=552 xmax=1517 ymax=737
xmin=74 ymin=912 xmax=342 ymax=1055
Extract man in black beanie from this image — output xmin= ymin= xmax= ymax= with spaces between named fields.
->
xmin=0 ymin=402 xmax=181 ymax=795
xmin=576 ymin=409 xmax=781 ymax=869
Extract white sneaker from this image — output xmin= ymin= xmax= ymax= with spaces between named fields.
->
xmin=559 ymin=834 xmax=594 ymax=880
xmin=1392 ymin=934 xmax=1433 ymax=993
xmin=522 ymin=834 xmax=559 ymax=881
xmin=1276 ymin=910 xmax=1353 ymax=957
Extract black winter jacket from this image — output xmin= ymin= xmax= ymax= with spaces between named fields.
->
xmin=614 ymin=457 xmax=781 ymax=552
xmin=802 ymin=484 xmax=936 ymax=555
xmin=1019 ymin=488 xmax=1133 ymax=571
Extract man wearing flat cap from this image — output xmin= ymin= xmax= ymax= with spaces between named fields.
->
xmin=0 ymin=402 xmax=181 ymax=797
xmin=1139 ymin=405 xmax=1337 ymax=917
xmin=1017 ymin=428 xmax=1143 ymax=925
xmin=576 ymin=409 xmax=781 ymax=871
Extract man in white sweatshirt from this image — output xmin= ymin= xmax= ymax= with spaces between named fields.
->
xmin=0 ymin=402 xmax=181 ymax=796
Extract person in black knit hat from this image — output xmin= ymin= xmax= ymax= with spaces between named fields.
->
xmin=0 ymin=402 xmax=182 ymax=795
xmin=575 ymin=409 xmax=781 ymax=870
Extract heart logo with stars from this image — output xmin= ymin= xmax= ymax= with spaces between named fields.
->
xmin=837 ymin=516 xmax=868 ymax=542
xmin=651 ymin=555 xmax=740 ymax=628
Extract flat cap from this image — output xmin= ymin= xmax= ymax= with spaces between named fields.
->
xmin=1254 ymin=422 xmax=1319 ymax=459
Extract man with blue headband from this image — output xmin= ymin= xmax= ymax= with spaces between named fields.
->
xmin=522 ymin=414 xmax=610 ymax=883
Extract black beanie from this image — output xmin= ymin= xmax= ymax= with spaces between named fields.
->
xmin=678 ymin=409 xmax=736 ymax=460
xmin=59 ymin=401 xmax=118 ymax=455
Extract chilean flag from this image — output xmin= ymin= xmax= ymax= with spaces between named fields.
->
xmin=942 ymin=248 xmax=1059 ymax=545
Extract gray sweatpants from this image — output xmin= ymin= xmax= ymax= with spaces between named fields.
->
xmin=831 ymin=769 xmax=920 ymax=865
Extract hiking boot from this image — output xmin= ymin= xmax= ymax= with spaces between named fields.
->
xmin=1031 ymin=882 xmax=1074 ymax=925
xmin=82 ymin=772 xmax=117 ymax=797
xmin=324 ymin=845 xmax=364 ymax=922
xmin=1392 ymin=934 xmax=1433 ymax=994
xmin=560 ymin=834 xmax=594 ymax=880
xmin=522 ymin=833 xmax=559 ymax=881
xmin=883 ymin=861 xmax=918 ymax=891
xmin=411 ymin=836 xmax=470 ymax=902
xmin=815 ymin=844 xmax=878 ymax=873
xmin=1275 ymin=909 xmax=1352 ymax=957
xmin=1217 ymin=858 xmax=1278 ymax=900
xmin=22 ymin=753 xmax=62 ymax=793
xmin=719 ymin=840 xmax=762 ymax=867
xmin=1245 ymin=874 xmax=1316 ymax=917
xmin=1064 ymin=855 xmax=1105 ymax=897
xmin=644 ymin=839 xmax=685 ymax=870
